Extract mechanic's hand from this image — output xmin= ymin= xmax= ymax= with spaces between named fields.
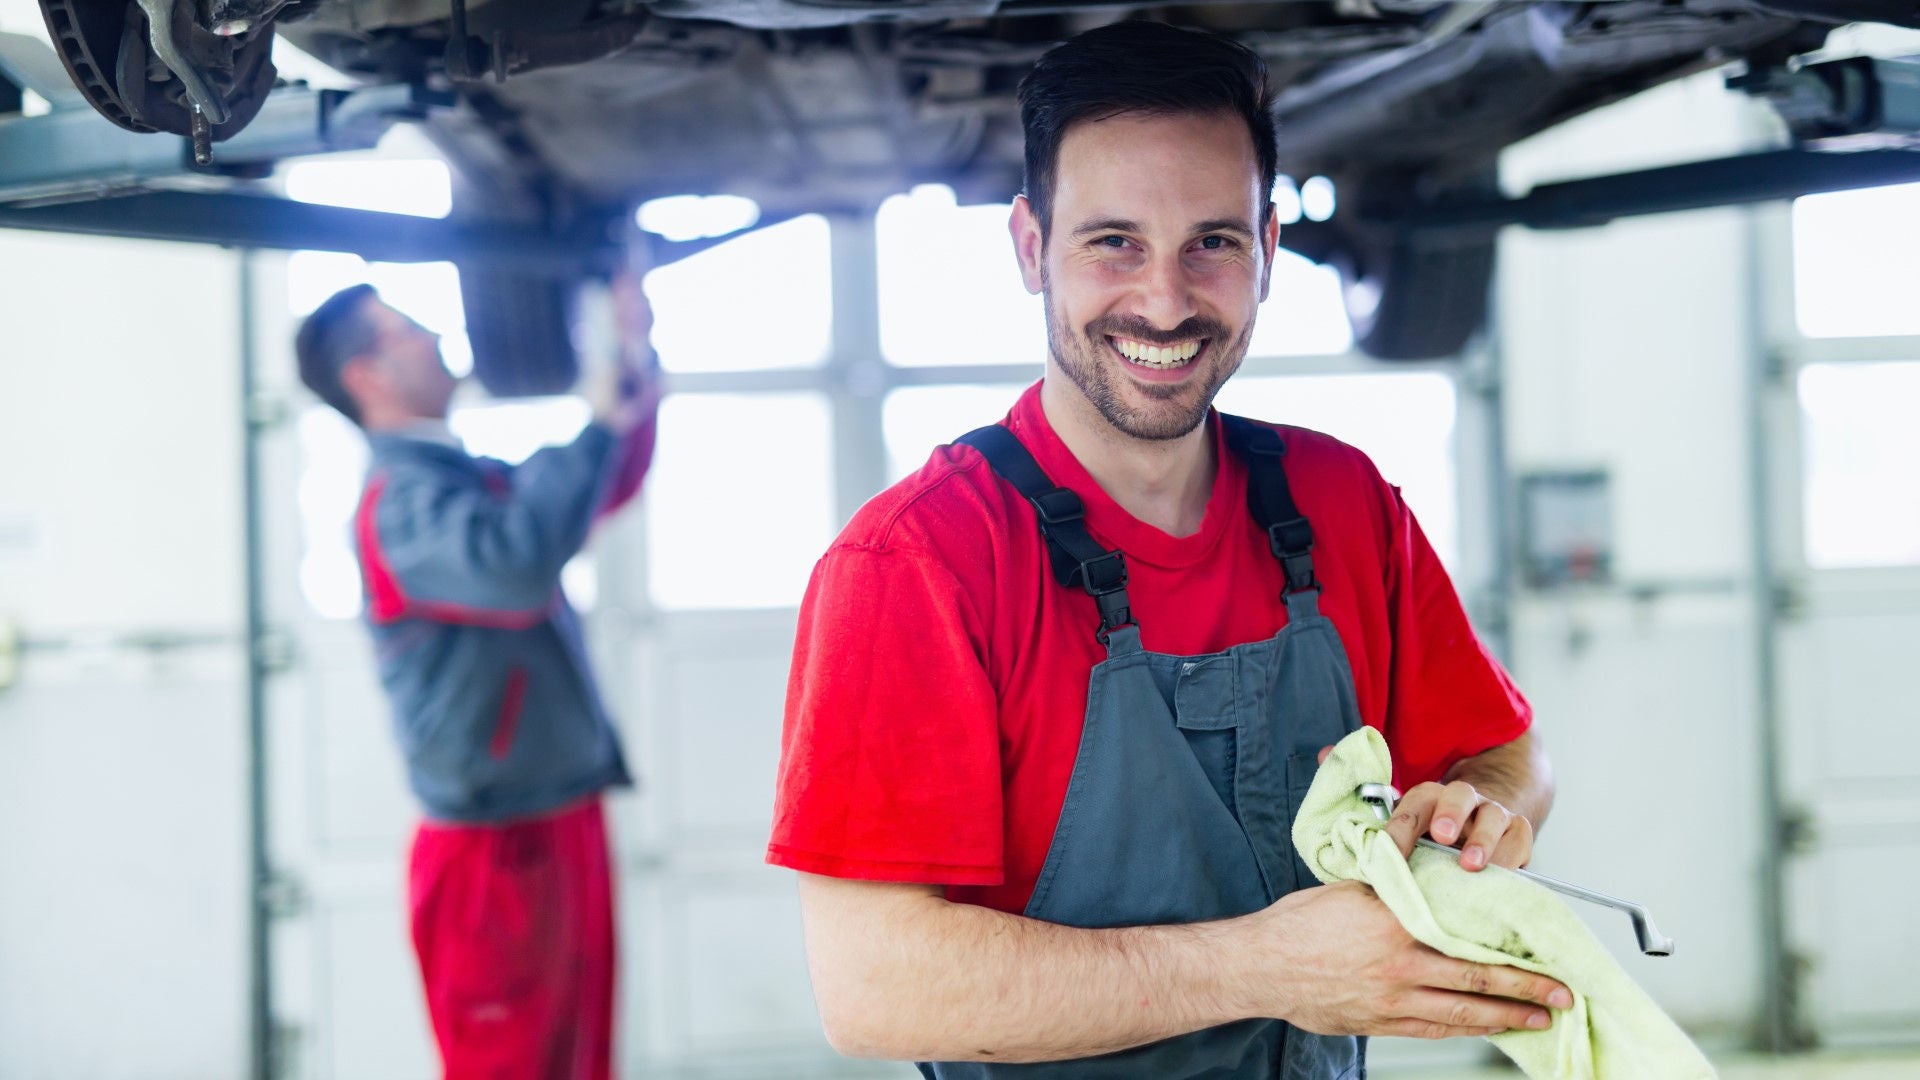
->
xmin=591 ymin=269 xmax=663 ymax=435
xmin=609 ymin=265 xmax=657 ymax=361
xmin=589 ymin=357 xmax=657 ymax=435
xmin=1250 ymin=881 xmax=1571 ymax=1039
xmin=1386 ymin=779 xmax=1533 ymax=871
xmin=1315 ymin=745 xmax=1533 ymax=872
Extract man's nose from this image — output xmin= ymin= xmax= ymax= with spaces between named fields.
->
xmin=1131 ymin=251 xmax=1199 ymax=331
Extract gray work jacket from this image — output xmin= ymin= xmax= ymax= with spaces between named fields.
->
xmin=353 ymin=423 xmax=648 ymax=822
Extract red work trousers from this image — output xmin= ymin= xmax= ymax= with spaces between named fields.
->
xmin=409 ymin=797 xmax=616 ymax=1080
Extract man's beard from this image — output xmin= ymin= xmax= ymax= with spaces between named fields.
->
xmin=1043 ymin=279 xmax=1252 ymax=442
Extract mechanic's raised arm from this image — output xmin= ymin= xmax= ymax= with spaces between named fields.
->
xmin=592 ymin=266 xmax=663 ymax=520
xmin=796 ymin=872 xmax=1570 ymax=1063
xmin=368 ymin=426 xmax=624 ymax=618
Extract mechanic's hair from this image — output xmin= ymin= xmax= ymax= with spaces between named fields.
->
xmin=295 ymin=283 xmax=380 ymax=426
xmin=1018 ymin=20 xmax=1277 ymax=235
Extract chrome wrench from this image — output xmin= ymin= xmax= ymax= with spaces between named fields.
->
xmin=1355 ymin=782 xmax=1674 ymax=957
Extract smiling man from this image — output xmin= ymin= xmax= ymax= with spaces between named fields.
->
xmin=768 ymin=20 xmax=1560 ymax=1079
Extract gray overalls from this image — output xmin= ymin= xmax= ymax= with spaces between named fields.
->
xmin=924 ymin=415 xmax=1366 ymax=1080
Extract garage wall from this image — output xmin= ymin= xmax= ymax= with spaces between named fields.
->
xmin=0 ymin=231 xmax=251 ymax=1077
xmin=1496 ymin=73 xmax=1773 ymax=1040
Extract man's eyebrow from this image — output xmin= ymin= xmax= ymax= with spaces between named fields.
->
xmin=1068 ymin=217 xmax=1143 ymax=239
xmin=1068 ymin=217 xmax=1258 ymax=240
xmin=1192 ymin=218 xmax=1257 ymax=239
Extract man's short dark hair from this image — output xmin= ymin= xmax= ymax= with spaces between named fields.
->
xmin=296 ymin=283 xmax=380 ymax=425
xmin=1017 ymin=20 xmax=1278 ymax=236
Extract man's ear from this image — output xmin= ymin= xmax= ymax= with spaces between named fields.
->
xmin=1258 ymin=202 xmax=1281 ymax=303
xmin=338 ymin=355 xmax=382 ymax=409
xmin=1009 ymin=195 xmax=1045 ymax=296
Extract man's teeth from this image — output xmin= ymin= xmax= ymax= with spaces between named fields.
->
xmin=1113 ymin=338 xmax=1202 ymax=368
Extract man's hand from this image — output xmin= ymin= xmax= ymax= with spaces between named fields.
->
xmin=1251 ymin=881 xmax=1569 ymax=1039
xmin=590 ymin=269 xmax=663 ymax=436
xmin=1383 ymin=779 xmax=1532 ymax=871
xmin=1316 ymin=731 xmax=1549 ymax=873
xmin=589 ymin=358 xmax=660 ymax=435
xmin=609 ymin=264 xmax=657 ymax=360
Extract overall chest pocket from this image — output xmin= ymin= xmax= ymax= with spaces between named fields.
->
xmin=1172 ymin=655 xmax=1240 ymax=816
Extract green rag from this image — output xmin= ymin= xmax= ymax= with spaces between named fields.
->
xmin=1290 ymin=728 xmax=1716 ymax=1079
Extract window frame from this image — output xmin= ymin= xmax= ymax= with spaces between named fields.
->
xmin=1763 ymin=186 xmax=1920 ymax=580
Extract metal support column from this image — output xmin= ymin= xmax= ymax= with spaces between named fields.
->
xmin=237 ymin=251 xmax=274 ymax=1080
xmin=1466 ymin=319 xmax=1517 ymax=664
xmin=825 ymin=210 xmax=890 ymax=526
xmin=1740 ymin=205 xmax=1811 ymax=1055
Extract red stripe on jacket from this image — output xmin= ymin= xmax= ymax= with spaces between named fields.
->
xmin=489 ymin=667 xmax=529 ymax=759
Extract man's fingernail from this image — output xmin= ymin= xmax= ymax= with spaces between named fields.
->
xmin=1549 ymin=989 xmax=1572 ymax=1008
xmin=1434 ymin=819 xmax=1457 ymax=842
xmin=1463 ymin=846 xmax=1485 ymax=869
xmin=1527 ymin=1011 xmax=1551 ymax=1029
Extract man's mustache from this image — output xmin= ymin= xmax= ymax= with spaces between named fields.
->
xmin=1086 ymin=314 xmax=1230 ymax=347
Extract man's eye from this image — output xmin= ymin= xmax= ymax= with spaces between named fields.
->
xmin=1199 ymin=236 xmax=1230 ymax=250
xmin=1097 ymin=236 xmax=1127 ymax=248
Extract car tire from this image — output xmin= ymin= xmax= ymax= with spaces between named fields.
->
xmin=459 ymin=263 xmax=582 ymax=398
xmin=1334 ymin=231 xmax=1496 ymax=361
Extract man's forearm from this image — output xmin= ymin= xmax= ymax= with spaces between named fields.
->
xmin=798 ymin=874 xmax=1261 ymax=1063
xmin=1444 ymin=729 xmax=1554 ymax=832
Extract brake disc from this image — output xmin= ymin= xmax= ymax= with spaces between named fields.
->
xmin=38 ymin=0 xmax=276 ymax=140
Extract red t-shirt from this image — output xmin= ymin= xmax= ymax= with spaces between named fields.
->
xmin=767 ymin=383 xmax=1530 ymax=914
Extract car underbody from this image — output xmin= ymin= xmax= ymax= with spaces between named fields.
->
xmin=7 ymin=0 xmax=1920 ymax=370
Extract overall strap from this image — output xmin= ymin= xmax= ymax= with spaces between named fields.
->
xmin=1220 ymin=414 xmax=1321 ymax=612
xmin=956 ymin=425 xmax=1135 ymax=642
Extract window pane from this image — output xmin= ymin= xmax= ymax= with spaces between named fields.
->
xmin=1798 ymin=362 xmax=1920 ymax=569
xmin=296 ymin=406 xmax=370 ymax=620
xmin=646 ymin=393 xmax=834 ymax=609
xmin=1213 ymin=373 xmax=1458 ymax=568
xmin=1794 ymin=182 xmax=1920 ymax=338
xmin=646 ymin=215 xmax=833 ymax=373
xmin=883 ymin=384 xmax=1026 ymax=481
xmin=1247 ymin=250 xmax=1354 ymax=358
xmin=448 ymin=397 xmax=592 ymax=465
xmin=878 ymin=186 xmax=1044 ymax=368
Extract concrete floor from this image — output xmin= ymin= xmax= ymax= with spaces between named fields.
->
xmin=820 ymin=1046 xmax=1920 ymax=1079
xmin=1378 ymin=1048 xmax=1920 ymax=1079
xmin=1713 ymin=1052 xmax=1920 ymax=1079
